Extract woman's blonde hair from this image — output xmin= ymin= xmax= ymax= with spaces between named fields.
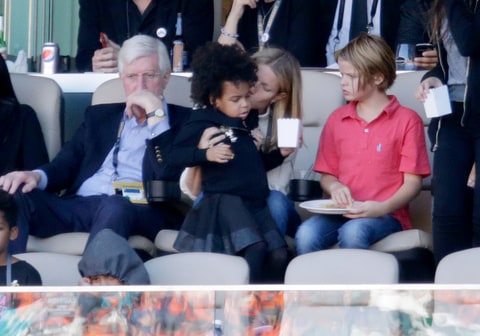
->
xmin=252 ymin=48 xmax=303 ymax=151
xmin=335 ymin=34 xmax=396 ymax=91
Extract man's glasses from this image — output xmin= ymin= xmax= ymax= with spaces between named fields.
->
xmin=123 ymin=71 xmax=162 ymax=83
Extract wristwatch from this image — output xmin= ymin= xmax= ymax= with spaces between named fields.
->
xmin=146 ymin=108 xmax=165 ymax=119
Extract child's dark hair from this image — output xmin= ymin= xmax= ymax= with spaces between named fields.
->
xmin=0 ymin=190 xmax=17 ymax=228
xmin=190 ymin=42 xmax=258 ymax=107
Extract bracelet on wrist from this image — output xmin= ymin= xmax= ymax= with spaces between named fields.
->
xmin=220 ymin=27 xmax=239 ymax=39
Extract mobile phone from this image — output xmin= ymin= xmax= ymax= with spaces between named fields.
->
xmin=415 ymin=43 xmax=434 ymax=57
xmin=99 ymin=32 xmax=107 ymax=48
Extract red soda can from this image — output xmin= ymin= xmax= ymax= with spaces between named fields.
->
xmin=41 ymin=42 xmax=59 ymax=74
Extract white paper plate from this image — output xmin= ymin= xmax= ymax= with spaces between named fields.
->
xmin=299 ymin=199 xmax=356 ymax=215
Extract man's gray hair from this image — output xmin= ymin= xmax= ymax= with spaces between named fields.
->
xmin=118 ymin=34 xmax=171 ymax=76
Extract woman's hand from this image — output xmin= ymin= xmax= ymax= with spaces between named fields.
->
xmin=280 ymin=148 xmax=295 ymax=157
xmin=414 ymin=49 xmax=438 ymax=70
xmin=250 ymin=127 xmax=265 ymax=150
xmin=230 ymin=0 xmax=258 ymax=20
xmin=199 ymin=127 xmax=233 ymax=163
xmin=206 ymin=143 xmax=235 ymax=163
xmin=218 ymin=0 xmax=257 ymax=47
xmin=415 ymin=77 xmax=443 ymax=102
xmin=198 ymin=127 xmax=226 ymax=149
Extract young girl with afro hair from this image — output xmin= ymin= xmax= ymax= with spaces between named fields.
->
xmin=169 ymin=42 xmax=288 ymax=283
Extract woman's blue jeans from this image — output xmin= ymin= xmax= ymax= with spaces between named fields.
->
xmin=267 ymin=190 xmax=301 ymax=236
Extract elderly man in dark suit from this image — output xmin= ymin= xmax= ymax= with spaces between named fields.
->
xmin=0 ymin=34 xmax=190 ymax=254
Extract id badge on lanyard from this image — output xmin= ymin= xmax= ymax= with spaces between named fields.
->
xmin=257 ymin=0 xmax=282 ymax=51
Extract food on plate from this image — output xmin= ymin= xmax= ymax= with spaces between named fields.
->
xmin=323 ymin=202 xmax=347 ymax=209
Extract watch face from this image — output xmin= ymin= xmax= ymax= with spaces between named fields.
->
xmin=148 ymin=108 xmax=165 ymax=118
xmin=155 ymin=108 xmax=165 ymax=117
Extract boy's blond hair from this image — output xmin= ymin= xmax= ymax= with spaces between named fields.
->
xmin=335 ymin=34 xmax=396 ymax=91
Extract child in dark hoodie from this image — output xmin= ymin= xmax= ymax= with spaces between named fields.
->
xmin=78 ymin=228 xmax=150 ymax=286
xmin=73 ymin=229 xmax=150 ymax=334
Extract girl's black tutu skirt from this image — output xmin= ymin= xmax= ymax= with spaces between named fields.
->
xmin=173 ymin=193 xmax=286 ymax=254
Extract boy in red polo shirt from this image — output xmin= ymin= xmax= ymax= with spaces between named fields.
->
xmin=295 ymin=34 xmax=431 ymax=255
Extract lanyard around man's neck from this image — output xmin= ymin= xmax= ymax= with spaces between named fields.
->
xmin=257 ymin=0 xmax=282 ymax=51
xmin=112 ymin=119 xmax=126 ymax=181
xmin=336 ymin=0 xmax=380 ymax=41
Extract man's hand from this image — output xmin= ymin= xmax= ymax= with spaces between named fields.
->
xmin=0 ymin=171 xmax=41 ymax=194
xmin=92 ymin=34 xmax=120 ymax=73
xmin=125 ymin=90 xmax=164 ymax=124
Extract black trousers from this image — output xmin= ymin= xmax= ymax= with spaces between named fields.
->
xmin=10 ymin=189 xmax=184 ymax=254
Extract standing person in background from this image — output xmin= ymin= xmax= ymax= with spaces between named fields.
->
xmin=397 ymin=0 xmax=439 ymax=69
xmin=416 ymin=0 xmax=479 ymax=264
xmin=76 ymin=0 xmax=214 ymax=72
xmin=219 ymin=0 xmax=324 ymax=67
xmin=320 ymin=0 xmax=406 ymax=68
xmin=0 ymin=56 xmax=49 ymax=176
xmin=296 ymin=34 xmax=430 ymax=254
xmin=181 ymin=47 xmax=303 ymax=237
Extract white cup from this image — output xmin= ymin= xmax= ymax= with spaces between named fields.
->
xmin=277 ymin=118 xmax=301 ymax=148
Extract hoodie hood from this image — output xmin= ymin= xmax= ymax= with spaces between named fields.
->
xmin=78 ymin=229 xmax=150 ymax=285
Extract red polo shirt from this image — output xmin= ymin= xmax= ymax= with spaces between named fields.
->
xmin=315 ymin=96 xmax=431 ymax=230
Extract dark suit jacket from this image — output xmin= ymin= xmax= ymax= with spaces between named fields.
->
xmin=40 ymin=102 xmax=190 ymax=196
xmin=0 ymin=103 xmax=49 ymax=175
xmin=397 ymin=0 xmax=432 ymax=44
xmin=317 ymin=0 xmax=406 ymax=66
xmin=76 ymin=0 xmax=214 ymax=71
xmin=237 ymin=0 xmax=324 ymax=67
